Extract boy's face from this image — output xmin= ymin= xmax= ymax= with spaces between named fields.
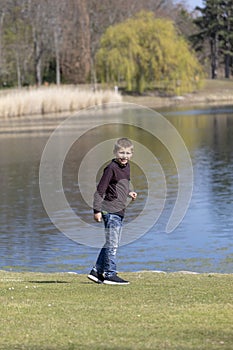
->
xmin=115 ymin=147 xmax=133 ymax=166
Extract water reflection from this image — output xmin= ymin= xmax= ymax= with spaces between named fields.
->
xmin=0 ymin=105 xmax=233 ymax=273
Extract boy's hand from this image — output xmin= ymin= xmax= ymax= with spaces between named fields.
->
xmin=129 ymin=191 xmax=137 ymax=201
xmin=94 ymin=212 xmax=102 ymax=222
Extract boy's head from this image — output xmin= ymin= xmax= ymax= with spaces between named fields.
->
xmin=113 ymin=138 xmax=133 ymax=166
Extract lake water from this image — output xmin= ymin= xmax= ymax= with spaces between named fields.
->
xmin=0 ymin=103 xmax=233 ymax=274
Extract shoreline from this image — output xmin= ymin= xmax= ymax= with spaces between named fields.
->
xmin=0 ymin=269 xmax=232 ymax=276
xmin=0 ymin=97 xmax=232 ymax=137
xmin=123 ymin=78 xmax=233 ymax=108
xmin=1 ymin=80 xmax=233 ymax=136
xmin=123 ymin=92 xmax=233 ymax=109
xmin=0 ymin=269 xmax=233 ymax=282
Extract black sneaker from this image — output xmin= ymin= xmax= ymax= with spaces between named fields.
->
xmin=87 ymin=269 xmax=104 ymax=284
xmin=103 ymin=274 xmax=130 ymax=285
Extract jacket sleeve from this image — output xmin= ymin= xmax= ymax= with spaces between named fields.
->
xmin=93 ymin=165 xmax=113 ymax=213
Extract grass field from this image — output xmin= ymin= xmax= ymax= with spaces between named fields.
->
xmin=0 ymin=270 xmax=232 ymax=350
xmin=123 ymin=78 xmax=233 ymax=108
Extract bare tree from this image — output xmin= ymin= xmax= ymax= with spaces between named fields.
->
xmin=60 ymin=0 xmax=90 ymax=84
xmin=0 ymin=3 xmax=6 ymax=80
xmin=44 ymin=0 xmax=67 ymax=85
xmin=26 ymin=0 xmax=53 ymax=85
xmin=1 ymin=0 xmax=32 ymax=87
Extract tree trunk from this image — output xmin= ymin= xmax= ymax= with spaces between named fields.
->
xmin=54 ymin=29 xmax=61 ymax=85
xmin=210 ymin=35 xmax=218 ymax=79
xmin=225 ymin=54 xmax=230 ymax=79
xmin=35 ymin=46 xmax=42 ymax=85
xmin=33 ymin=28 xmax=42 ymax=85
xmin=16 ymin=52 xmax=21 ymax=88
xmin=0 ymin=12 xmax=5 ymax=76
xmin=90 ymin=57 xmax=97 ymax=91
xmin=224 ymin=7 xmax=231 ymax=79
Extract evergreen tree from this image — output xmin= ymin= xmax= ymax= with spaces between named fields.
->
xmin=193 ymin=0 xmax=233 ymax=79
xmin=194 ymin=0 xmax=222 ymax=79
xmin=218 ymin=0 xmax=233 ymax=78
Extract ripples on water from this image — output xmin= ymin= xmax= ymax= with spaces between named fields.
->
xmin=0 ymin=105 xmax=233 ymax=273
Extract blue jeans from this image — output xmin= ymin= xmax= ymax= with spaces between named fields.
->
xmin=95 ymin=213 xmax=123 ymax=277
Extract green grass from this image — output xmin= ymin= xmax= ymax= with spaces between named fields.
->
xmin=0 ymin=271 xmax=232 ymax=350
xmin=123 ymin=78 xmax=233 ymax=108
xmin=202 ymin=78 xmax=233 ymax=92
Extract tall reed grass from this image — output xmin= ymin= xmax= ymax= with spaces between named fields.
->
xmin=0 ymin=85 xmax=122 ymax=118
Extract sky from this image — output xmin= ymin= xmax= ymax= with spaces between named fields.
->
xmin=185 ymin=0 xmax=203 ymax=10
xmin=175 ymin=0 xmax=203 ymax=11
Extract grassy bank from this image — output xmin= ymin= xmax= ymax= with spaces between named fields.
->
xmin=123 ymin=79 xmax=233 ymax=108
xmin=1 ymin=79 xmax=233 ymax=120
xmin=0 ymin=270 xmax=232 ymax=350
xmin=0 ymin=79 xmax=233 ymax=119
xmin=0 ymin=85 xmax=122 ymax=119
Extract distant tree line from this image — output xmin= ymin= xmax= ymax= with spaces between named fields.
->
xmin=2 ymin=0 xmax=231 ymax=93
xmin=0 ymin=0 xmax=197 ymax=91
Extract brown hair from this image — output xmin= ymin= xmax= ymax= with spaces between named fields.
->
xmin=113 ymin=138 xmax=134 ymax=153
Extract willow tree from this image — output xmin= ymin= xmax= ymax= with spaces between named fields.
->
xmin=96 ymin=11 xmax=203 ymax=94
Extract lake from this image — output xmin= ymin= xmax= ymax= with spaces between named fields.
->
xmin=0 ymin=103 xmax=233 ymax=274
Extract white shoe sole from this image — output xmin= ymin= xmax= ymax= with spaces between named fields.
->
xmin=103 ymin=280 xmax=130 ymax=285
xmin=87 ymin=274 xmax=103 ymax=284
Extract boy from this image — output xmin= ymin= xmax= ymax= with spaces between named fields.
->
xmin=88 ymin=138 xmax=137 ymax=285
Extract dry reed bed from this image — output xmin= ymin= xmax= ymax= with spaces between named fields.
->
xmin=0 ymin=86 xmax=122 ymax=118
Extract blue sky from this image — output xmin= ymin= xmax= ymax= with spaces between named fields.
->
xmin=175 ymin=0 xmax=203 ymax=11
xmin=186 ymin=0 xmax=203 ymax=10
